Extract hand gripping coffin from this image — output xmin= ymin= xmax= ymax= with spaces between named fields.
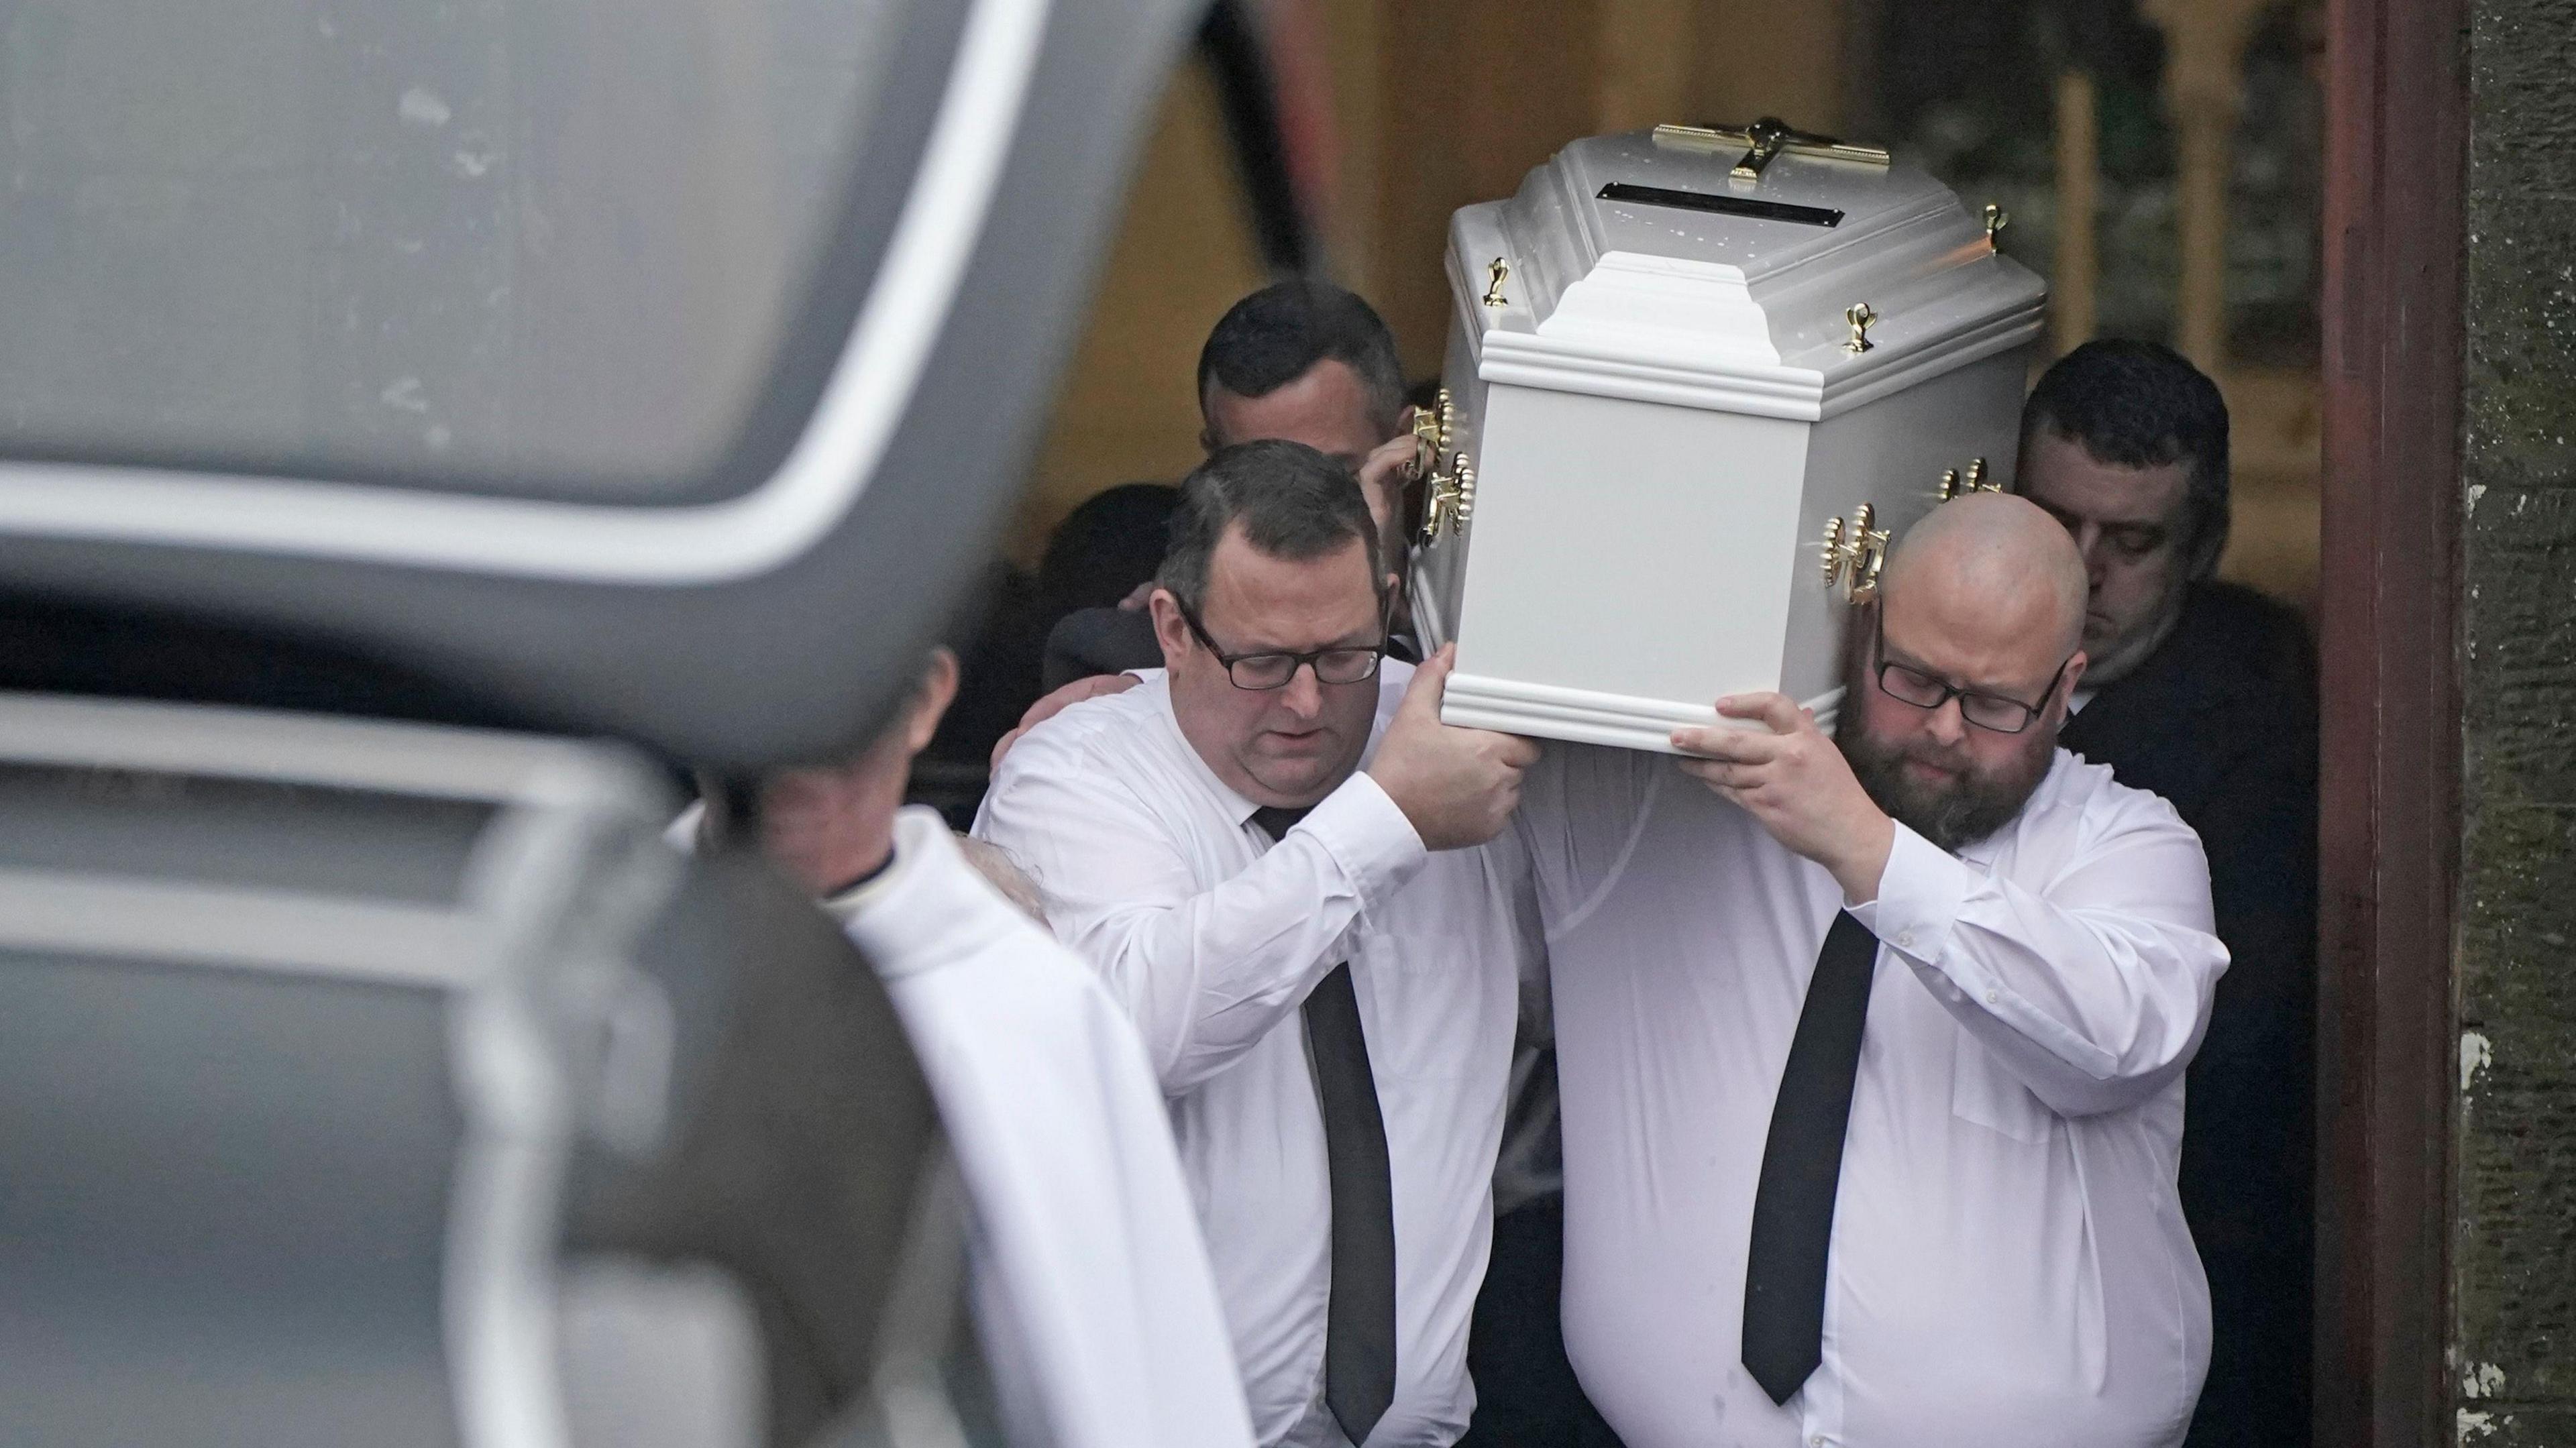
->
xmin=1409 ymin=121 xmax=2045 ymax=751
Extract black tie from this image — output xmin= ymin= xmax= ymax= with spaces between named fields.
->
xmin=1740 ymin=910 xmax=1880 ymax=1406
xmin=1252 ymin=804 xmax=1397 ymax=1445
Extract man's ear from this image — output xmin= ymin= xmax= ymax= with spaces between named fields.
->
xmin=1201 ymin=378 xmax=1242 ymax=455
xmin=899 ymin=648 xmax=961 ymax=755
xmin=1149 ymin=588 xmax=1193 ymax=671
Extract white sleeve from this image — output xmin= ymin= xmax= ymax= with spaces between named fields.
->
xmin=1853 ymin=805 xmax=2229 ymax=1118
xmin=835 ymin=813 xmax=1257 ymax=1448
xmin=975 ymin=740 xmax=1428 ymax=1094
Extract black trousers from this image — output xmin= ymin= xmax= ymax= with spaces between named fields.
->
xmin=1459 ymin=1199 xmax=1624 ymax=1448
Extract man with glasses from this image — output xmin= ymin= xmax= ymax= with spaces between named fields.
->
xmin=1519 ymin=492 xmax=2227 ymax=1448
xmin=1005 ymin=282 xmax=1605 ymax=1448
xmin=1037 ymin=280 xmax=1428 ymax=694
xmin=976 ymin=439 xmax=1544 ymax=1448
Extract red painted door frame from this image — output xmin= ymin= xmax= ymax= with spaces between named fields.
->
xmin=2316 ymin=0 xmax=2464 ymax=1441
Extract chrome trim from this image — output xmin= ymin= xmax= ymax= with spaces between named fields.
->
xmin=0 ymin=693 xmax=669 ymax=813
xmin=0 ymin=0 xmax=1054 ymax=586
xmin=0 ymin=870 xmax=478 ymax=985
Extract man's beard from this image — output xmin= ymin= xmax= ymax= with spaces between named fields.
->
xmin=1835 ymin=711 xmax=2055 ymax=854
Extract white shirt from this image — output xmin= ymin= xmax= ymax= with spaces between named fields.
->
xmin=974 ymin=665 xmax=1534 ymax=1448
xmin=671 ymin=805 xmax=1256 ymax=1448
xmin=1519 ymin=744 xmax=2226 ymax=1448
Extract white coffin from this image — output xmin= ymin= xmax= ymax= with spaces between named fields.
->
xmin=1409 ymin=125 xmax=2046 ymax=752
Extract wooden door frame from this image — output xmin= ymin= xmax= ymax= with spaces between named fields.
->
xmin=2316 ymin=0 xmax=2465 ymax=1442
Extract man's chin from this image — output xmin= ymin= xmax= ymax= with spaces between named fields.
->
xmin=1847 ymin=744 xmax=2044 ymax=854
xmin=1243 ymin=753 xmax=1354 ymax=806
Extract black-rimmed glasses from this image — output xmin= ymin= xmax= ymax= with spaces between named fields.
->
xmin=1872 ymin=615 xmax=2074 ymax=735
xmin=1174 ymin=596 xmax=1390 ymax=691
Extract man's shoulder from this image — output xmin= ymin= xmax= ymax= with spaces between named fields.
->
xmin=922 ymin=894 xmax=1120 ymax=1017
xmin=2193 ymin=577 xmax=2307 ymax=634
xmin=1018 ymin=673 xmax=1171 ymax=753
xmin=882 ymin=867 xmax=1171 ymax=1146
xmin=2031 ymin=747 xmax=2198 ymax=850
xmin=984 ymin=677 xmax=1177 ymax=813
xmin=2161 ymin=581 xmax=2316 ymax=698
xmin=2063 ymin=581 xmax=2314 ymax=786
xmin=1040 ymin=606 xmax=1163 ymax=692
xmin=2192 ymin=577 xmax=2309 ymax=655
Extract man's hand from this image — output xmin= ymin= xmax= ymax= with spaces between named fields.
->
xmin=1671 ymin=692 xmax=1895 ymax=902
xmin=1367 ymin=645 xmax=1540 ymax=849
xmin=1357 ymin=428 xmax=1423 ymax=536
xmin=991 ymin=671 xmax=1142 ymax=772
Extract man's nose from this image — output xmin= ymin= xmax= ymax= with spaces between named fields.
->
xmin=1277 ymin=664 xmax=1325 ymax=717
xmin=1924 ymin=693 xmax=1969 ymax=747
xmin=2073 ymin=522 xmax=2110 ymax=590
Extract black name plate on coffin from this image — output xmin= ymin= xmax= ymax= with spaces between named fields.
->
xmin=1597 ymin=182 xmax=1843 ymax=228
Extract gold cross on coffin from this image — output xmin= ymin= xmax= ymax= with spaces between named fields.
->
xmin=1654 ymin=117 xmax=1891 ymax=182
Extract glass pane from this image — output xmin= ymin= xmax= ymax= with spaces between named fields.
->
xmin=0 ymin=0 xmax=925 ymax=499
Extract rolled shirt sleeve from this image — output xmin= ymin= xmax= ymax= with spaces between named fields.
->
xmin=977 ymin=741 xmax=1428 ymax=1095
xmin=1850 ymin=804 xmax=2231 ymax=1119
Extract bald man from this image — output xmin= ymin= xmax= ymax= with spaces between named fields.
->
xmin=1515 ymin=494 xmax=2227 ymax=1448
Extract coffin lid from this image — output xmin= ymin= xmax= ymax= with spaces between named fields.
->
xmin=1455 ymin=127 xmax=2046 ymax=418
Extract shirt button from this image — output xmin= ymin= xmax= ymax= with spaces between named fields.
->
xmin=1984 ymin=989 xmax=2000 ymax=1004
xmin=1896 ymin=931 xmax=1915 ymax=949
xmin=1811 ymin=1437 xmax=1827 ymax=1447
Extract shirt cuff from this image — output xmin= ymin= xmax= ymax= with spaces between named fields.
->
xmin=1293 ymin=770 xmax=1430 ymax=907
xmin=1847 ymin=821 xmax=1974 ymax=965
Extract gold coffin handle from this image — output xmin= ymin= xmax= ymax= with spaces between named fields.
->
xmin=1939 ymin=457 xmax=1998 ymax=502
xmin=1422 ymin=457 xmax=1477 ymax=545
xmin=1819 ymin=501 xmax=1890 ymax=603
xmin=1411 ymin=387 xmax=1453 ymax=479
xmin=1652 ymin=118 xmax=1892 ymax=180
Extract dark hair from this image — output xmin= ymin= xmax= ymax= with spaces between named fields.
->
xmin=1157 ymin=440 xmax=1383 ymax=610
xmin=2019 ymin=339 xmax=2232 ymax=576
xmin=1196 ymin=282 xmax=1406 ymax=435
xmin=1038 ymin=481 xmax=1180 ymax=616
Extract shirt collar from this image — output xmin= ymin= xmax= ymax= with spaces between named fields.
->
xmin=834 ymin=807 xmax=1018 ymax=977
